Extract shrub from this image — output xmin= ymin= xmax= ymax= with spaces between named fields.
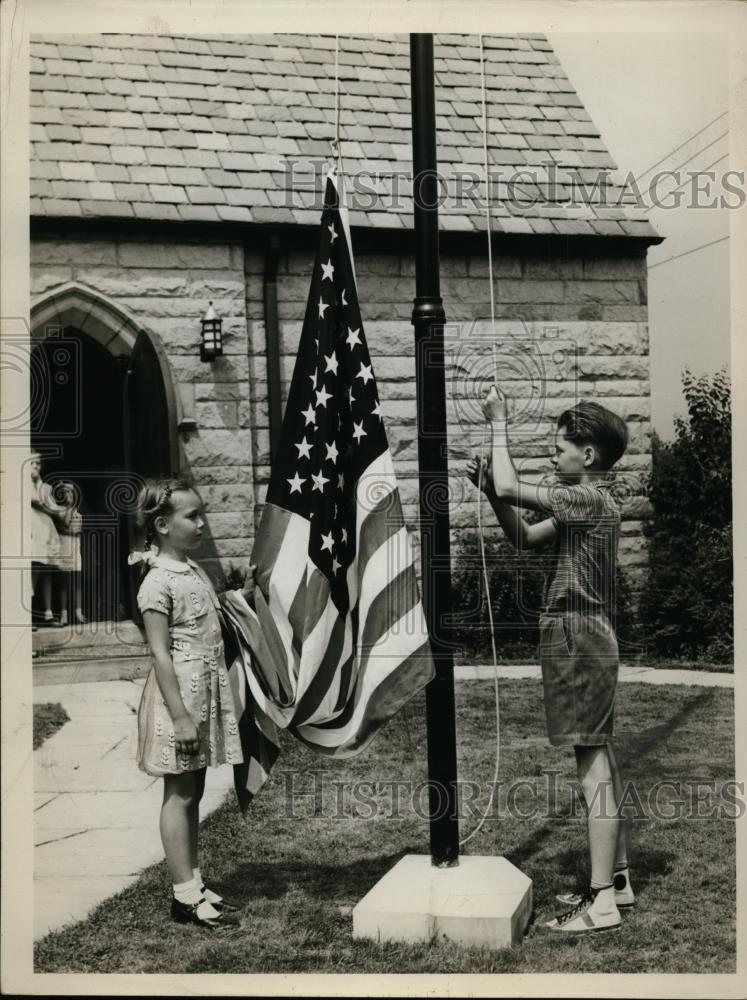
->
xmin=449 ymin=524 xmax=639 ymax=662
xmin=449 ymin=527 xmax=546 ymax=661
xmin=218 ymin=561 xmax=248 ymax=592
xmin=640 ymin=368 xmax=732 ymax=662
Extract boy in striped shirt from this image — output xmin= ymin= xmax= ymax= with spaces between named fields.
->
xmin=467 ymin=391 xmax=634 ymax=934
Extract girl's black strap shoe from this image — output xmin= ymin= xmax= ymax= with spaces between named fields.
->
xmin=170 ymin=896 xmax=240 ymax=929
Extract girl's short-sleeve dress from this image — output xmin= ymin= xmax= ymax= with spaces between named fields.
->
xmin=135 ymin=555 xmax=244 ymax=777
xmin=30 ymin=479 xmax=61 ymax=567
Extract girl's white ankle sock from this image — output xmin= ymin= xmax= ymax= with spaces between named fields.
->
xmin=193 ymin=866 xmax=223 ymax=904
xmin=195 ymin=899 xmax=220 ymax=920
xmin=174 ymin=876 xmax=202 ymax=906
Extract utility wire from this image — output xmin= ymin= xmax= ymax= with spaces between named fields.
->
xmin=632 ymin=111 xmax=728 ymax=184
xmin=648 ymin=235 xmax=729 ymax=270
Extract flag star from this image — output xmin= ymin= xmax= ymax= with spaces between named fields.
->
xmin=338 ymin=473 xmax=345 ymax=490
xmin=320 ymin=531 xmax=334 ymax=553
xmin=324 ymin=351 xmax=339 ymax=376
xmin=356 ymin=362 xmax=373 ymax=385
xmin=372 ymin=399 xmax=383 ymax=420
xmin=332 ymin=557 xmax=341 ymax=575
xmin=314 ymin=337 xmax=319 ymax=351
xmin=328 ymin=223 xmax=338 ymax=243
xmin=309 ymin=369 xmax=318 ymax=390
xmin=341 ymin=288 xmax=348 ymax=306
xmin=321 ymin=259 xmax=334 ymax=282
xmin=302 ymin=403 xmax=316 ymax=426
xmin=346 ymin=327 xmax=361 ymax=349
xmin=348 ymin=386 xmax=355 ymax=406
xmin=311 ymin=470 xmax=330 ymax=492
xmin=318 ymin=297 xmax=329 ymax=319
xmin=315 ymin=385 xmax=333 ymax=408
xmin=295 ymin=436 xmax=313 ymax=460
xmin=287 ymin=472 xmax=305 ymax=494
xmin=353 ymin=421 xmax=367 ymax=443
xmin=341 ymin=527 xmax=348 ymax=544
xmin=325 ymin=441 xmax=339 ymax=463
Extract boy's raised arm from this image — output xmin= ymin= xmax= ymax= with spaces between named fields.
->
xmin=482 ymin=386 xmax=596 ymax=518
xmin=466 ymin=454 xmax=556 ymax=551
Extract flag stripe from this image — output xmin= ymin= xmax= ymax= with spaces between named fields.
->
xmin=294 ymin=639 xmax=433 ymax=752
xmin=356 ymin=525 xmax=413 ymax=659
xmin=359 ymin=564 xmax=422 ymax=663
xmin=310 ymin=600 xmax=430 ymax=741
xmin=291 ymin=607 xmax=346 ymax=724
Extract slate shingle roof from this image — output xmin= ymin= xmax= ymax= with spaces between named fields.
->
xmin=30 ymin=33 xmax=659 ymax=238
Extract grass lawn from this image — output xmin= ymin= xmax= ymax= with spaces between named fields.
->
xmin=453 ymin=641 xmax=733 ymax=673
xmin=34 ymin=679 xmax=736 ymax=974
xmin=32 ymin=703 xmax=70 ymax=750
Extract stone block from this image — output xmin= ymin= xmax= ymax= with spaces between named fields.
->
xmin=31 ymin=267 xmax=74 ymax=296
xmin=353 ymin=855 xmax=531 ymax=950
xmin=194 ymin=400 xmax=239 ymax=428
xmin=31 ymin=240 xmax=118 ymax=266
xmin=181 ymin=429 xmax=253 ymax=466
xmin=116 ymin=242 xmax=233 ymax=269
xmin=523 ymin=257 xmax=585 ymax=280
xmin=564 ymin=280 xmax=641 ymax=304
xmin=165 ymin=354 xmax=249 ymax=385
xmin=584 ymin=258 xmax=647 ymax=280
xmin=203 ymin=511 xmax=254 ymax=539
xmin=592 ymin=379 xmax=650 ymax=398
xmin=193 ymin=381 xmax=248 ymax=403
xmin=198 ymin=482 xmax=254 ymax=511
xmin=602 ymin=305 xmax=649 ymax=322
xmin=191 ymin=465 xmax=249 ymax=486
xmin=574 ymin=355 xmax=648 ymax=380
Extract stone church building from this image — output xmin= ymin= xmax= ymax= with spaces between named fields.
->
xmin=29 ymin=32 xmax=660 ymax=631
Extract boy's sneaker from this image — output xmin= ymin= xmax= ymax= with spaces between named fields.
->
xmin=545 ymin=892 xmax=621 ymax=934
xmin=556 ymin=868 xmax=635 ymax=909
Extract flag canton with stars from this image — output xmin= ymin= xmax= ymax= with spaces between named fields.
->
xmin=266 ymin=173 xmax=388 ymax=612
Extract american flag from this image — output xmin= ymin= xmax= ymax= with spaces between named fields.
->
xmin=221 ymin=168 xmax=434 ymax=814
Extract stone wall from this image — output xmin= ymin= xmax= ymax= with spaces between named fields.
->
xmin=31 ymin=236 xmax=255 ymax=578
xmin=247 ymin=249 xmax=652 ymax=584
xmin=31 ymin=235 xmax=652 ymax=590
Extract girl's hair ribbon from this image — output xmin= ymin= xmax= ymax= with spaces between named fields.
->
xmin=128 ymin=546 xmax=158 ymax=568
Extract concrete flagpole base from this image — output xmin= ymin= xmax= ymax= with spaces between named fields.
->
xmin=352 ymin=855 xmax=532 ymax=949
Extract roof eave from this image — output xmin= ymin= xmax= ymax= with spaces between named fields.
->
xmin=30 ymin=213 xmax=664 ymax=256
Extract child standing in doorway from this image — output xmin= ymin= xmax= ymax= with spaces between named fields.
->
xmin=467 ymin=390 xmax=634 ymax=934
xmin=131 ymin=476 xmax=254 ymax=929
xmin=29 ymin=452 xmax=62 ymax=625
xmin=55 ymin=481 xmax=87 ymax=627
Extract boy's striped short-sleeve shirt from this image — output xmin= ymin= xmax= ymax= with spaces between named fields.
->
xmin=543 ymin=481 xmax=622 ymax=616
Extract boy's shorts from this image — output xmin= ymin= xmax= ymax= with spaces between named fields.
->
xmin=538 ymin=610 xmax=619 ymax=747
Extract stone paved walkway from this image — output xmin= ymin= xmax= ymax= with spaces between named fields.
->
xmin=33 ymin=666 xmax=733 ymax=940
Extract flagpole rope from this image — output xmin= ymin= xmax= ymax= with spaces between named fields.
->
xmin=459 ymin=34 xmax=502 ymax=849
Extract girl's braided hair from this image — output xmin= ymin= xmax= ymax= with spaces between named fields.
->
xmin=135 ymin=475 xmax=199 ymax=551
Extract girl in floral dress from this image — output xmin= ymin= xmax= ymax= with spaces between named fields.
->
xmin=29 ymin=452 xmax=62 ymax=625
xmin=131 ymin=476 xmax=254 ymax=930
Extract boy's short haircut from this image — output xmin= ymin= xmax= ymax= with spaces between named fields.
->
xmin=557 ymin=401 xmax=628 ymax=470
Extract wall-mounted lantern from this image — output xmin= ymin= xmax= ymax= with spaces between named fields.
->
xmin=200 ymin=301 xmax=223 ymax=362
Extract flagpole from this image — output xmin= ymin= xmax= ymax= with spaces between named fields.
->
xmin=410 ymin=33 xmax=460 ymax=868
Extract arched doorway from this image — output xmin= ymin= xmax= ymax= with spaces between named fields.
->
xmin=30 ymin=282 xmax=181 ymax=622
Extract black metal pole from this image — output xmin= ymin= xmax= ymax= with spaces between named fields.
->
xmin=410 ymin=33 xmax=460 ymax=867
